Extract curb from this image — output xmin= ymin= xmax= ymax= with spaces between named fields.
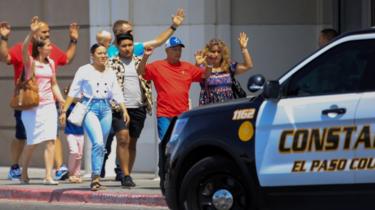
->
xmin=0 ymin=186 xmax=166 ymax=207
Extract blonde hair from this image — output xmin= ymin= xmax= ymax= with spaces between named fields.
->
xmin=204 ymin=38 xmax=231 ymax=72
xmin=96 ymin=30 xmax=112 ymax=47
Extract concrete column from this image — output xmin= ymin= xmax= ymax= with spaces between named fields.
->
xmin=85 ymin=0 xmax=123 ymax=177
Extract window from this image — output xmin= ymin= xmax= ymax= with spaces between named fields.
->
xmin=283 ymin=40 xmax=375 ymax=98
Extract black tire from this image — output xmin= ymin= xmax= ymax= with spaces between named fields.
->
xmin=164 ymin=170 xmax=178 ymax=210
xmin=179 ymin=156 xmax=251 ymax=210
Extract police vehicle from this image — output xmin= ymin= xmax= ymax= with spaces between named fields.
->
xmin=161 ymin=28 xmax=375 ymax=210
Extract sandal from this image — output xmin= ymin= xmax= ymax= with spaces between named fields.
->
xmin=19 ymin=178 xmax=30 ymax=185
xmin=76 ymin=176 xmax=83 ymax=183
xmin=43 ymin=178 xmax=59 ymax=185
xmin=20 ymin=174 xmax=30 ymax=184
xmin=90 ymin=181 xmax=106 ymax=191
xmin=69 ymin=176 xmax=82 ymax=183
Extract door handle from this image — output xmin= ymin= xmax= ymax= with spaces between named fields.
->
xmin=322 ymin=108 xmax=346 ymax=115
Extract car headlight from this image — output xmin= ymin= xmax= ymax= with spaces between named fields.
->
xmin=169 ymin=118 xmax=189 ymax=143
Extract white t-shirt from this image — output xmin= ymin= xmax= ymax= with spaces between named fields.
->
xmin=121 ymin=58 xmax=143 ymax=108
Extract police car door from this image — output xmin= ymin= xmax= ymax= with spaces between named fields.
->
xmin=352 ymin=39 xmax=375 ymax=183
xmin=256 ymin=39 xmax=367 ymax=187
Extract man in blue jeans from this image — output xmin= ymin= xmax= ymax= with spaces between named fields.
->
xmin=138 ymin=37 xmax=205 ymax=140
xmin=100 ymin=8 xmax=186 ymax=180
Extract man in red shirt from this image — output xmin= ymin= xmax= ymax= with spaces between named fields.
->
xmin=0 ymin=18 xmax=79 ymax=180
xmin=139 ymin=37 xmax=204 ymax=140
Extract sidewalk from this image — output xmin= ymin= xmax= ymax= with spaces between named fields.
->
xmin=0 ymin=167 xmax=166 ymax=208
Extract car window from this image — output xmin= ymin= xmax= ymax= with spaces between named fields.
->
xmin=283 ymin=40 xmax=375 ymax=98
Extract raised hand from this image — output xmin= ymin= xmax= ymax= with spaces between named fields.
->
xmin=194 ymin=50 xmax=206 ymax=66
xmin=171 ymin=8 xmax=185 ymax=28
xmin=238 ymin=32 xmax=249 ymax=50
xmin=0 ymin=21 xmax=11 ymax=39
xmin=144 ymin=46 xmax=154 ymax=57
xmin=30 ymin=16 xmax=41 ymax=34
xmin=69 ymin=22 xmax=80 ymax=41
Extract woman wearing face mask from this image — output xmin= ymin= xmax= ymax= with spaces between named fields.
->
xmin=195 ymin=32 xmax=254 ymax=105
xmin=59 ymin=43 xmax=129 ymax=191
xmin=20 ymin=17 xmax=65 ymax=185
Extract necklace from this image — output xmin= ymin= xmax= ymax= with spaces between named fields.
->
xmin=211 ymin=68 xmax=224 ymax=73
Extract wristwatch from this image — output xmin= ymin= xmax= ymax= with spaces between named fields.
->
xmin=170 ymin=25 xmax=177 ymax=31
xmin=0 ymin=36 xmax=9 ymax=41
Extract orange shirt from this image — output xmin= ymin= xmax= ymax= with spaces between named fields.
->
xmin=9 ymin=43 xmax=67 ymax=83
xmin=144 ymin=60 xmax=203 ymax=117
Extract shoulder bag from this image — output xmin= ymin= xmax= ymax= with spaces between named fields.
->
xmin=230 ymin=68 xmax=247 ymax=99
xmin=10 ymin=61 xmax=40 ymax=110
xmin=67 ymin=97 xmax=93 ymax=127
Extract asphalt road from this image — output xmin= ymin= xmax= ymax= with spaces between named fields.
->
xmin=0 ymin=200 xmax=168 ymax=210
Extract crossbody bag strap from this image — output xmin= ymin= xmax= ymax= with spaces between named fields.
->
xmin=29 ymin=60 xmax=36 ymax=79
xmin=20 ymin=67 xmax=26 ymax=82
xmin=86 ymin=96 xmax=93 ymax=106
xmin=229 ymin=63 xmax=237 ymax=79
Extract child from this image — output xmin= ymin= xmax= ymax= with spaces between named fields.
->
xmin=96 ymin=30 xmax=112 ymax=48
xmin=63 ymin=86 xmax=85 ymax=183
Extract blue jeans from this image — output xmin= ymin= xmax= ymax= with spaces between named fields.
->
xmin=157 ymin=117 xmax=174 ymax=141
xmin=82 ymin=98 xmax=112 ymax=177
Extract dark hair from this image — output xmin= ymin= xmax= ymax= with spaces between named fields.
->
xmin=112 ymin=20 xmax=131 ymax=35
xmin=31 ymin=39 xmax=48 ymax=58
xmin=116 ymin=33 xmax=134 ymax=45
xmin=90 ymin=43 xmax=101 ymax=54
xmin=320 ymin=28 xmax=339 ymax=41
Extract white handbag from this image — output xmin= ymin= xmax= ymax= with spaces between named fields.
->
xmin=67 ymin=97 xmax=93 ymax=127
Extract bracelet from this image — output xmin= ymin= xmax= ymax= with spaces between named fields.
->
xmin=241 ymin=48 xmax=248 ymax=52
xmin=70 ymin=39 xmax=78 ymax=44
xmin=170 ymin=25 xmax=177 ymax=31
xmin=60 ymin=110 xmax=67 ymax=114
xmin=0 ymin=36 xmax=8 ymax=41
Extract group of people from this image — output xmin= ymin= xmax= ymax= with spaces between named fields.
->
xmin=0 ymin=8 xmax=257 ymax=191
xmin=0 ymin=16 xmax=79 ymax=184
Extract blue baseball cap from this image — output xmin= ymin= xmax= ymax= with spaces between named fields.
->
xmin=165 ymin=37 xmax=185 ymax=49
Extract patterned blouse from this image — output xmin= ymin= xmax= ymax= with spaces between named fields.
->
xmin=107 ymin=56 xmax=153 ymax=115
xmin=199 ymin=63 xmax=237 ymax=106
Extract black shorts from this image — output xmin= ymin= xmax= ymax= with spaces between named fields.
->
xmin=14 ymin=110 xmax=26 ymax=140
xmin=112 ymin=107 xmax=147 ymax=139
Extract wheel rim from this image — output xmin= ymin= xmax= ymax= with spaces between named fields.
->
xmin=197 ymin=174 xmax=248 ymax=210
xmin=212 ymin=189 xmax=233 ymax=210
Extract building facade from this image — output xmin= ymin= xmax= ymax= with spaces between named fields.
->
xmin=0 ymin=0 xmax=374 ymax=172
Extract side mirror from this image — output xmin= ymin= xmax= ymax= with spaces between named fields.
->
xmin=247 ymin=74 xmax=280 ymax=99
xmin=263 ymin=80 xmax=280 ymax=99
xmin=247 ymin=74 xmax=266 ymax=94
